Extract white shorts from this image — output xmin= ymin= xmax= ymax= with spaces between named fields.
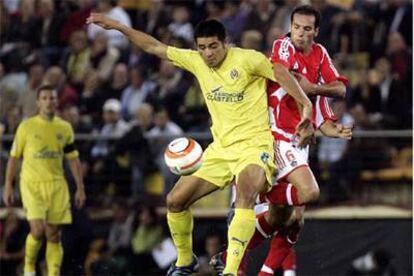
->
xmin=274 ymin=140 xmax=309 ymax=181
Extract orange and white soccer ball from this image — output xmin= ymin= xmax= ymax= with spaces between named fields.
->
xmin=164 ymin=137 xmax=203 ymax=175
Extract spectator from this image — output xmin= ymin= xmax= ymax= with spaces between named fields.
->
xmin=244 ymin=0 xmax=277 ymax=35
xmin=62 ymin=30 xmax=91 ymax=88
xmin=130 ymin=206 xmax=164 ymax=275
xmin=221 ymin=0 xmax=249 ymax=44
xmin=18 ymin=63 xmax=45 ymax=118
xmin=271 ymin=0 xmax=302 ymax=34
xmin=43 ymin=66 xmax=78 ymax=110
xmin=37 ymin=0 xmax=66 ymax=65
xmin=148 ymin=108 xmax=183 ymax=194
xmin=120 ymin=67 xmax=157 ymax=120
xmin=91 ymin=98 xmax=130 ymax=158
xmin=198 ymin=233 xmax=224 ymax=275
xmin=87 ymin=0 xmax=132 ymax=49
xmin=107 ymin=203 xmax=135 ymax=254
xmin=116 ymin=108 xmax=158 ymax=199
xmin=205 ymin=0 xmax=225 ymax=21
xmin=0 ymin=211 xmax=28 ymax=276
xmin=311 ymin=0 xmax=344 ymax=54
xmin=153 ymin=59 xmax=192 ymax=124
xmin=90 ymin=32 xmax=120 ymax=82
xmin=6 ymin=0 xmax=41 ymax=48
xmin=0 ymin=106 xmax=23 ymax=152
xmin=177 ymin=82 xmax=209 ymax=132
xmin=386 ymin=32 xmax=412 ymax=88
xmin=60 ymin=0 xmax=94 ymax=44
xmin=62 ymin=105 xmax=92 ymax=134
xmin=135 ymin=0 xmax=169 ymax=37
xmin=135 ymin=103 xmax=155 ymax=133
xmin=78 ymin=69 xmax=105 ymax=126
xmin=168 ymin=6 xmax=194 ymax=44
xmin=101 ymin=63 xmax=129 ymax=101
xmin=90 ymin=99 xmax=130 ymax=200
xmin=240 ymin=30 xmax=264 ymax=51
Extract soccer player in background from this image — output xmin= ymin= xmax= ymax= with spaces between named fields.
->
xmin=87 ymin=14 xmax=314 ymax=275
xmin=3 ymin=85 xmax=86 ymax=276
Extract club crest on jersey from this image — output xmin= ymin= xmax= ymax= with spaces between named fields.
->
xmin=56 ymin=133 xmax=64 ymax=141
xmin=230 ymin=69 xmax=239 ymax=80
xmin=260 ymin=152 xmax=270 ymax=163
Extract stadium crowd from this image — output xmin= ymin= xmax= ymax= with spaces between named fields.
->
xmin=0 ymin=0 xmax=412 ymax=274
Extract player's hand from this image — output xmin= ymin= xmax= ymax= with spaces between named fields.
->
xmin=2 ymin=185 xmax=14 ymax=207
xmin=336 ymin=124 xmax=353 ymax=140
xmin=86 ymin=13 xmax=119 ymax=30
xmin=74 ymin=188 xmax=86 ymax=209
xmin=295 ymin=117 xmax=315 ymax=148
xmin=292 ymin=72 xmax=316 ymax=95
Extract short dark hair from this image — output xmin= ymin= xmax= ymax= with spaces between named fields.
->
xmin=291 ymin=5 xmax=321 ymax=29
xmin=36 ymin=84 xmax=55 ymax=99
xmin=194 ymin=19 xmax=226 ymax=43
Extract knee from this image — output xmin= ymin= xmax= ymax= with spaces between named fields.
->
xmin=30 ymin=225 xmax=45 ymax=240
xmin=300 ymin=185 xmax=320 ymax=204
xmin=46 ymin=228 xmax=61 ymax=243
xmin=235 ymin=182 xmax=259 ymax=208
xmin=166 ymin=191 xmax=186 ymax=212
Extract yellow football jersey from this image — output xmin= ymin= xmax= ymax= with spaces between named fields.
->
xmin=10 ymin=115 xmax=79 ymax=183
xmin=167 ymin=46 xmax=275 ymax=147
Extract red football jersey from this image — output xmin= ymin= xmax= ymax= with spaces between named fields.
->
xmin=268 ymin=35 xmax=347 ymax=142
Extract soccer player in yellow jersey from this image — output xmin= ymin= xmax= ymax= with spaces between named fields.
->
xmin=87 ymin=14 xmax=313 ymax=276
xmin=2 ymin=85 xmax=86 ymax=276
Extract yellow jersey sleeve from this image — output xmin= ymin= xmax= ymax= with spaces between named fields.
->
xmin=245 ymin=50 xmax=276 ymax=82
xmin=10 ymin=122 xmax=27 ymax=158
xmin=166 ymin=46 xmax=200 ymax=74
xmin=64 ymin=123 xmax=79 ymax=159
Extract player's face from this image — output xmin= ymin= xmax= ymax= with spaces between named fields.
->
xmin=37 ymin=89 xmax=58 ymax=117
xmin=196 ymin=37 xmax=227 ymax=68
xmin=290 ymin=13 xmax=319 ymax=52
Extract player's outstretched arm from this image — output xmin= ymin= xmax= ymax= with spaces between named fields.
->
xmin=67 ymin=158 xmax=86 ymax=208
xmin=86 ymin=13 xmax=168 ymax=60
xmin=3 ymin=157 xmax=19 ymax=206
xmin=274 ymin=63 xmax=314 ymax=148
xmin=319 ymin=120 xmax=353 ymax=140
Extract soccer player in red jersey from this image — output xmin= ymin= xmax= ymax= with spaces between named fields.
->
xmin=258 ymin=5 xmax=350 ymax=276
xmin=210 ymin=5 xmax=351 ymax=275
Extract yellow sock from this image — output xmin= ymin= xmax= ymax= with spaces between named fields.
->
xmin=46 ymin=241 xmax=63 ymax=276
xmin=24 ymin=233 xmax=42 ymax=273
xmin=167 ymin=210 xmax=193 ymax=266
xmin=223 ymin=208 xmax=256 ymax=275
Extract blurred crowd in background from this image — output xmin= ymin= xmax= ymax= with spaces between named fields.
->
xmin=0 ymin=0 xmax=412 ymax=275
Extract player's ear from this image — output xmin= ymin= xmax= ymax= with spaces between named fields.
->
xmin=314 ymin=27 xmax=320 ymax=38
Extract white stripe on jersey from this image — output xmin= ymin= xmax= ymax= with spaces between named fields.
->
xmin=261 ymin=265 xmax=274 ymax=274
xmin=324 ymin=97 xmax=335 ymax=117
xmin=256 ymin=218 xmax=272 ymax=238
xmin=286 ymin=183 xmax=293 ymax=205
xmin=315 ymin=96 xmax=325 ymax=129
xmin=269 ymin=88 xmax=295 ymax=141
xmin=320 ymin=44 xmax=340 ymax=77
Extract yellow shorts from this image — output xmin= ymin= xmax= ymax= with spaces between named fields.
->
xmin=193 ymin=135 xmax=276 ymax=190
xmin=20 ymin=179 xmax=72 ymax=224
